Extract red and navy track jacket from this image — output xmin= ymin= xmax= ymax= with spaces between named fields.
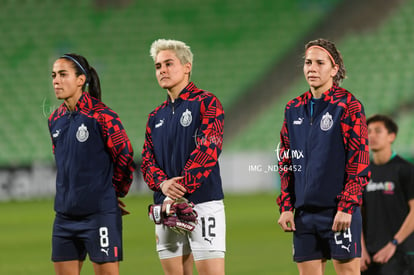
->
xmin=48 ymin=92 xmax=135 ymax=216
xmin=277 ymin=85 xmax=370 ymax=214
xmin=141 ymin=82 xmax=224 ymax=205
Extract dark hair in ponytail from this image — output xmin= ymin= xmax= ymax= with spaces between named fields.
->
xmin=60 ymin=53 xmax=102 ymax=100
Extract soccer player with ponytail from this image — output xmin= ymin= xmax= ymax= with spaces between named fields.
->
xmin=49 ymin=53 xmax=135 ymax=275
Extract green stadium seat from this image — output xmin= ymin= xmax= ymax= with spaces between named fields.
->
xmin=230 ymin=0 xmax=414 ymax=152
xmin=6 ymin=0 xmax=414 ymax=165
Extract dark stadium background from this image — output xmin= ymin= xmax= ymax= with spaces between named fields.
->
xmin=1 ymin=0 xmax=413 ymax=200
xmin=0 ymin=0 xmax=413 ymax=273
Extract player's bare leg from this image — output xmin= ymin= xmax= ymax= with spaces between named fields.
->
xmin=160 ymin=253 xmax=193 ymax=275
xmin=332 ymin=258 xmax=360 ymax=275
xmin=54 ymin=260 xmax=83 ymax=275
xmin=195 ymin=258 xmax=225 ymax=275
xmin=92 ymin=261 xmax=119 ymax=275
xmin=297 ymin=259 xmax=327 ymax=275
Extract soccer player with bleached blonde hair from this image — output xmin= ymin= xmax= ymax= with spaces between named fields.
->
xmin=142 ymin=39 xmax=226 ymax=275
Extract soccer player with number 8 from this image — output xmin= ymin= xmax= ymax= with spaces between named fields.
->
xmin=48 ymin=53 xmax=135 ymax=274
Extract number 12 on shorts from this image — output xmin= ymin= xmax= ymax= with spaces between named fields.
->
xmin=201 ymin=217 xmax=216 ymax=238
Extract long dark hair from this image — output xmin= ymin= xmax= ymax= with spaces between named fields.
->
xmin=60 ymin=53 xmax=102 ymax=100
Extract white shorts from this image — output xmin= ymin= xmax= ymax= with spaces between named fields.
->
xmin=156 ymin=200 xmax=226 ymax=261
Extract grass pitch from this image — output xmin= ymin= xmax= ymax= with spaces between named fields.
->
xmin=0 ymin=193 xmax=336 ymax=274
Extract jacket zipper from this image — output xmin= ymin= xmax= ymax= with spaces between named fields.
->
xmin=169 ymin=102 xmax=176 ymax=173
xmin=64 ymin=111 xmax=74 ymax=181
xmin=304 ymin=103 xmax=313 ymax=202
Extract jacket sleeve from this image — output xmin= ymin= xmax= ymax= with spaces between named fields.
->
xmin=48 ymin=107 xmax=62 ymax=155
xmin=99 ymin=111 xmax=136 ymax=197
xmin=277 ymin=106 xmax=295 ymax=212
xmin=140 ymin=114 xmax=169 ymax=191
xmin=338 ymin=100 xmax=370 ymax=214
xmin=178 ymin=94 xmax=224 ymax=193
xmin=47 ymin=118 xmax=55 ymax=154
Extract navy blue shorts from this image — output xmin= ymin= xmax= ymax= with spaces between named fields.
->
xmin=293 ymin=207 xmax=361 ymax=262
xmin=52 ymin=210 xmax=123 ymax=263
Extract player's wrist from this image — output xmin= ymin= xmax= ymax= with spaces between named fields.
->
xmin=159 ymin=181 xmax=165 ymax=191
xmin=391 ymin=238 xmax=399 ymax=246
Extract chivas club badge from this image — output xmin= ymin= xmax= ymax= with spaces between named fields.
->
xmin=180 ymin=109 xmax=192 ymax=127
xmin=320 ymin=112 xmax=333 ymax=131
xmin=76 ymin=123 xmax=89 ymax=142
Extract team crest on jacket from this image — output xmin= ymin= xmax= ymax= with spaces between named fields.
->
xmin=180 ymin=109 xmax=192 ymax=127
xmin=76 ymin=123 xmax=89 ymax=142
xmin=320 ymin=112 xmax=333 ymax=131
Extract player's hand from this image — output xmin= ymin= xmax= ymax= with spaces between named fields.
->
xmin=278 ymin=211 xmax=295 ymax=232
xmin=332 ymin=211 xmax=351 ymax=232
xmin=160 ymin=177 xmax=186 ymax=199
xmin=118 ymin=198 xmax=130 ymax=215
xmin=372 ymin=242 xmax=396 ymax=264
xmin=360 ymin=246 xmax=371 ymax=271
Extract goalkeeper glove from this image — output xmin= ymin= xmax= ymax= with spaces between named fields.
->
xmin=148 ymin=197 xmax=198 ymax=234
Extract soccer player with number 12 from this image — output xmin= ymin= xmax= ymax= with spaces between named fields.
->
xmin=141 ymin=39 xmax=226 ymax=275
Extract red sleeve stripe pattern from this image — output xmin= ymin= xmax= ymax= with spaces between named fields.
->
xmin=337 ymin=99 xmax=370 ymax=213
xmin=277 ymin=106 xmax=295 ymax=212
xmin=141 ymin=104 xmax=169 ymax=191
xmin=180 ymin=93 xmax=224 ymax=193
xmin=95 ymin=104 xmax=135 ymax=197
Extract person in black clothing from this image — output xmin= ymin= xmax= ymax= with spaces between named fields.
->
xmin=361 ymin=114 xmax=414 ymax=275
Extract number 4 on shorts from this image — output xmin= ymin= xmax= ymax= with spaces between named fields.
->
xmin=334 ymin=228 xmax=352 ymax=245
